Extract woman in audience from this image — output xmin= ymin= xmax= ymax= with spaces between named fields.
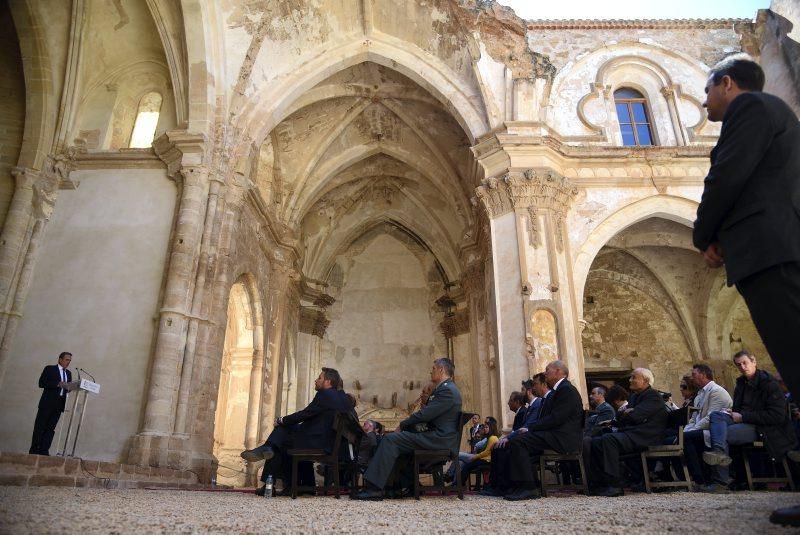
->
xmin=679 ymin=373 xmax=699 ymax=407
xmin=458 ymin=417 xmax=501 ymax=483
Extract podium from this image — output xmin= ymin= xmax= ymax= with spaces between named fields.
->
xmin=58 ymin=378 xmax=101 ymax=457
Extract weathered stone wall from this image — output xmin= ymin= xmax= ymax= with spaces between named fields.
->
xmin=0 ymin=168 xmax=176 ymax=461
xmin=0 ymin=1 xmax=25 ymax=226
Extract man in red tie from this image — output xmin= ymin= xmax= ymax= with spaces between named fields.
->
xmin=29 ymin=352 xmax=73 ymax=455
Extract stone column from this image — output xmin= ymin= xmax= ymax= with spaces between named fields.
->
xmin=661 ymin=86 xmax=688 ymax=146
xmin=130 ymin=132 xmax=209 ymax=467
xmin=474 ymin=168 xmax=584 ymax=425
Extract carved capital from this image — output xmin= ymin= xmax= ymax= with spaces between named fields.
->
xmin=153 ymin=130 xmax=208 ymax=180
xmin=660 ymin=86 xmax=676 ymax=100
xmin=440 ymin=309 xmax=470 ymax=339
xmin=10 ymin=167 xmax=39 ymax=189
xmin=299 ymin=306 xmax=330 ymax=338
xmin=473 ymin=168 xmax=578 ymax=220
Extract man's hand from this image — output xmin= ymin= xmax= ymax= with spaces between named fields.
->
xmin=518 ymin=428 xmax=528 ymax=434
xmin=730 ymin=411 xmax=743 ymax=423
xmin=702 ymin=243 xmax=725 ymax=268
xmin=494 ymin=437 xmax=508 ymax=449
xmin=57 ymin=382 xmax=66 ymax=388
xmin=274 ymin=417 xmax=282 ymax=427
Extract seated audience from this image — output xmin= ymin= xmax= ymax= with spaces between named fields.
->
xmin=702 ymin=351 xmax=796 ymax=489
xmin=483 ymin=361 xmax=583 ymax=501
xmin=358 ymin=419 xmax=379 ymax=470
xmin=679 ymin=373 xmax=699 ymax=408
xmin=468 ymin=413 xmax=482 ymax=450
xmin=588 ymin=368 xmax=668 ymax=497
xmin=581 ymin=385 xmax=616 ymax=474
xmin=606 ymin=384 xmax=630 ymax=413
xmin=680 ymin=364 xmax=732 ymax=490
xmin=351 ymin=358 xmax=462 ymax=501
xmin=509 ymin=391 xmax=526 ymax=431
xmin=458 ymin=418 xmax=500 ymax=483
xmin=240 ymin=367 xmax=352 ymax=496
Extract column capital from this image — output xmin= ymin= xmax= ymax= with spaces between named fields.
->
xmin=153 ymin=130 xmax=209 ymax=180
xmin=440 ymin=309 xmax=470 ymax=339
xmin=298 ymin=306 xmax=330 ymax=338
xmin=473 ymin=168 xmax=578 ymax=219
xmin=10 ymin=167 xmax=39 ymax=189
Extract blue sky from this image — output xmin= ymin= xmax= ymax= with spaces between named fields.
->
xmin=501 ymin=0 xmax=770 ymax=20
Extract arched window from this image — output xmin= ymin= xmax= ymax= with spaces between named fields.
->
xmin=614 ymin=88 xmax=654 ymax=146
xmin=128 ymin=92 xmax=163 ymax=148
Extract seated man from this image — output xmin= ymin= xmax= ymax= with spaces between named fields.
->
xmin=358 ymin=419 xmax=379 ymax=471
xmin=702 ymin=351 xmax=796 ymax=489
xmin=588 ymin=368 xmax=668 ymax=497
xmin=581 ymin=385 xmax=617 ymax=474
xmin=606 ymin=384 xmax=629 ymax=414
xmin=509 ymin=391 xmax=526 ymax=431
xmin=483 ymin=361 xmax=583 ymax=501
xmin=680 ymin=363 xmax=732 ymax=490
xmin=351 ymin=358 xmax=462 ymax=501
xmin=240 ymin=367 xmax=352 ymax=496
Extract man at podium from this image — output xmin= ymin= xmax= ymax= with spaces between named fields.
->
xmin=29 ymin=352 xmax=73 ymax=455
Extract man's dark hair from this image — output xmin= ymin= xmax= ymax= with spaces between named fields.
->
xmin=692 ymin=363 xmax=714 ymax=380
xmin=433 ymin=357 xmax=454 ymax=377
xmin=521 ymin=379 xmax=534 ymax=391
xmin=58 ymin=352 xmax=72 ymax=360
xmin=509 ymin=391 xmax=525 ymax=405
xmin=321 ymin=367 xmax=341 ymax=388
xmin=532 ymin=372 xmax=546 ymax=385
xmin=733 ymin=350 xmax=756 ymax=363
xmin=606 ymin=384 xmax=629 ymax=404
xmin=709 ymin=54 xmax=765 ymax=91
xmin=591 ymin=385 xmax=607 ymax=397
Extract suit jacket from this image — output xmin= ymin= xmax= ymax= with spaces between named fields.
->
xmin=693 ymin=91 xmax=800 ymax=285
xmin=733 ymin=369 xmax=797 ymax=458
xmin=512 ymin=406 xmax=526 ymax=431
xmin=586 ymin=401 xmax=615 ymax=433
xmin=38 ymin=365 xmax=72 ymax=412
xmin=400 ymin=379 xmax=463 ymax=454
xmin=616 ymin=386 xmax=668 ymax=448
xmin=522 ymin=380 xmax=583 ymax=453
xmin=506 ymin=396 xmax=545 ymax=439
xmin=684 ymin=381 xmax=732 ymax=432
xmin=281 ymin=387 xmax=352 ymax=451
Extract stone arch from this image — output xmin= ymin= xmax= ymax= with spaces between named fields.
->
xmin=233 ymin=38 xmax=490 ymax=165
xmin=573 ymin=195 xmax=698 ymax=304
xmin=212 ymin=274 xmax=264 ymax=487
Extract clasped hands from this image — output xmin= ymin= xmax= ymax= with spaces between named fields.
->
xmin=702 ymin=243 xmax=724 ymax=268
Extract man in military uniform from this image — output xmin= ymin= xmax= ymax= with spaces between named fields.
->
xmin=351 ymin=357 xmax=462 ymax=500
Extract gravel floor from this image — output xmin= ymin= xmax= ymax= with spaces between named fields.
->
xmin=0 ymin=486 xmax=797 ymax=534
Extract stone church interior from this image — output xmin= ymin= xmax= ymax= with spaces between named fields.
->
xmin=0 ymin=0 xmax=797 ymax=488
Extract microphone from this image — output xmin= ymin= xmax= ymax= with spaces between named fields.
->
xmin=78 ymin=368 xmax=95 ymax=382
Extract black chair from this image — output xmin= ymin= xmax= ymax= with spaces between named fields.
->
xmin=742 ymin=441 xmax=795 ymax=491
xmin=287 ymin=412 xmax=364 ymax=499
xmin=536 ymin=411 xmax=588 ymax=496
xmin=412 ymin=411 xmax=475 ymax=500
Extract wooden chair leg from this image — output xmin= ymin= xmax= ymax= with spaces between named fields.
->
xmin=455 ymin=458 xmax=463 ymax=500
xmin=784 ymin=457 xmax=796 ymax=491
xmin=743 ymin=449 xmax=755 ymax=491
xmin=540 ymin=459 xmax=548 ymax=498
xmin=414 ymin=457 xmax=421 ymax=500
xmin=578 ymin=456 xmax=588 ymax=494
xmin=680 ymin=455 xmax=693 ymax=491
xmin=291 ymin=457 xmax=298 ymax=499
xmin=333 ymin=462 xmax=340 ymax=499
xmin=640 ymin=453 xmax=652 ymax=493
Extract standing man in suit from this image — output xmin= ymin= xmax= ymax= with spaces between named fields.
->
xmin=589 ymin=368 xmax=668 ymax=497
xmin=351 ymin=357 xmax=462 ymax=501
xmin=240 ymin=367 xmax=352 ymax=496
xmin=29 ymin=352 xmax=73 ymax=455
xmin=691 ymin=54 xmax=800 ymax=525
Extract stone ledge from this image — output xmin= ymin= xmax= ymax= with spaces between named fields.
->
xmin=0 ymin=451 xmax=199 ymax=489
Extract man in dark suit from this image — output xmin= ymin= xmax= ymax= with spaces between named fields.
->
xmin=240 ymin=367 xmax=352 ymax=495
xmin=492 ymin=361 xmax=584 ymax=501
xmin=691 ymin=55 xmax=800 ymax=527
xmin=588 ymin=368 xmax=668 ymax=497
xmin=351 ymin=358 xmax=462 ymax=501
xmin=29 ymin=352 xmax=73 ymax=455
xmin=509 ymin=391 xmax=526 ymax=431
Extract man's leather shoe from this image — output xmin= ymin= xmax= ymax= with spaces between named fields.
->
xmin=594 ymin=486 xmax=624 ymax=497
xmin=503 ymin=488 xmax=541 ymax=501
xmin=698 ymin=483 xmax=730 ymax=494
xmin=350 ymin=489 xmax=384 ymax=501
xmin=771 ymin=505 xmax=800 ymax=527
xmin=241 ymin=445 xmax=274 ymax=462
xmin=702 ymin=450 xmax=732 ymax=467
xmin=478 ymin=486 xmax=505 ymax=497
xmin=254 ymin=485 xmax=267 ymax=497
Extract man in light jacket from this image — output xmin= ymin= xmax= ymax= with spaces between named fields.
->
xmin=682 ymin=363 xmax=733 ymax=490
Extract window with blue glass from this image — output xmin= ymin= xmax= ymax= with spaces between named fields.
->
xmin=614 ymin=88 xmax=654 ymax=146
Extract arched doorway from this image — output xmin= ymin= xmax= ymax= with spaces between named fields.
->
xmin=213 ymin=279 xmax=261 ymax=487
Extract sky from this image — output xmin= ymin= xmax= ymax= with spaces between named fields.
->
xmin=500 ymin=0 xmax=770 ymax=21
